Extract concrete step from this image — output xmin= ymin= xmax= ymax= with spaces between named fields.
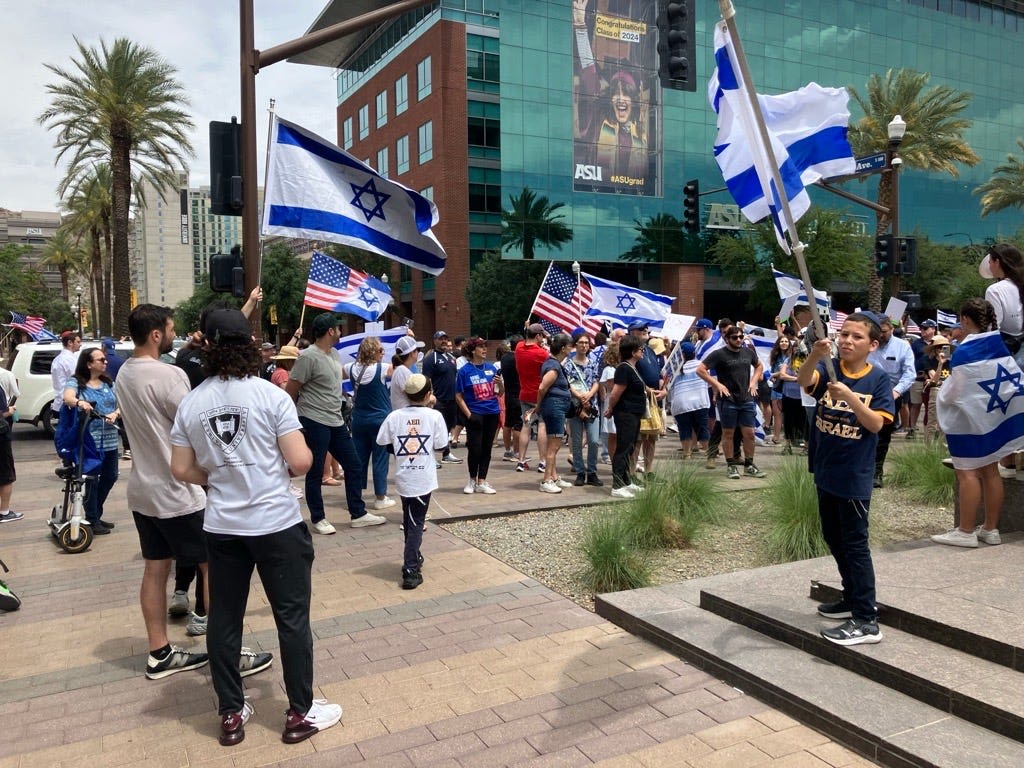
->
xmin=700 ymin=580 xmax=1024 ymax=744
xmin=598 ymin=583 xmax=1024 ymax=767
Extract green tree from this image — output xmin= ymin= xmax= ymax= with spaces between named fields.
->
xmin=62 ymin=163 xmax=113 ymax=333
xmin=707 ymin=208 xmax=869 ymax=315
xmin=899 ymin=238 xmax=991 ymax=315
xmin=465 ymin=251 xmax=549 ymax=338
xmin=39 ymin=226 xmax=87 ymax=303
xmin=501 ymin=188 xmax=573 ymax=260
xmin=39 ymin=37 xmax=195 ymax=336
xmin=260 ymin=243 xmax=309 ymax=338
xmin=173 ymin=280 xmax=220 ymax=336
xmin=847 ymin=68 xmax=980 ymax=310
xmin=974 ymin=138 xmax=1024 ymax=217
xmin=619 ymin=214 xmax=699 ymax=263
xmin=0 ymin=244 xmax=76 ymax=333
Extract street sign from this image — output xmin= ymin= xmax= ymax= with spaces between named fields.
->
xmin=855 ymin=152 xmax=887 ymax=173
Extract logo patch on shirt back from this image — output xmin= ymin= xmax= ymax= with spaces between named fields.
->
xmin=201 ymin=406 xmax=248 ymax=454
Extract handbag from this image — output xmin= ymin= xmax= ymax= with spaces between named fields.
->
xmin=639 ymin=390 xmax=663 ymax=434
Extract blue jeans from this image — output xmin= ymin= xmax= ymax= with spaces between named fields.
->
xmin=817 ymin=489 xmax=876 ymax=622
xmin=350 ymin=417 xmax=390 ymax=497
xmin=568 ymin=415 xmax=599 ymax=475
xmin=299 ymin=417 xmax=367 ymax=522
xmin=206 ymin=523 xmax=314 ymax=716
xmin=84 ymin=449 xmax=119 ymax=525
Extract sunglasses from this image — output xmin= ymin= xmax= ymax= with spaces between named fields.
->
xmin=92 ymin=357 xmax=108 ymax=363
xmin=727 ymin=333 xmax=744 ymax=340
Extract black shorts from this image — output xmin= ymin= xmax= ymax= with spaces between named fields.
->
xmin=0 ymin=436 xmax=15 ymax=485
xmin=133 ymin=510 xmax=207 ymax=565
xmin=435 ymin=398 xmax=458 ymax=432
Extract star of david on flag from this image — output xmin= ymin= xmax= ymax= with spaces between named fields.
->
xmin=304 ymin=251 xmax=391 ymax=321
xmin=582 ymin=272 xmax=674 ymax=330
xmin=262 ymin=116 xmax=447 ymax=275
xmin=936 ymin=330 xmax=1024 ymax=469
xmin=4 ymin=312 xmax=57 ymax=341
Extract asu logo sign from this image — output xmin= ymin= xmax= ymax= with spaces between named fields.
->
xmin=574 ymin=164 xmax=603 ymax=181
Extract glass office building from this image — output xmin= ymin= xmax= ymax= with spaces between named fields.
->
xmin=302 ymin=0 xmax=1024 ymax=328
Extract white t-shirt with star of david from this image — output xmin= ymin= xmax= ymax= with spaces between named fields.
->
xmin=171 ymin=375 xmax=303 ymax=536
xmin=376 ymin=405 xmax=449 ymax=498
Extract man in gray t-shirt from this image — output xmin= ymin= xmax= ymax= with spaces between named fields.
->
xmin=285 ymin=313 xmax=385 ymax=534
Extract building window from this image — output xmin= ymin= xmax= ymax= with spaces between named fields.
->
xmin=395 ymin=74 xmax=409 ymax=115
xmin=376 ymin=90 xmax=388 ymax=128
xmin=417 ymin=55 xmax=432 ymax=100
xmin=343 ymin=117 xmax=353 ymax=149
xmin=358 ymin=104 xmax=369 ymax=139
xmin=396 ymin=135 xmax=410 ymax=174
xmin=418 ymin=121 xmax=433 ymax=164
xmin=420 ymin=186 xmax=434 ymax=201
xmin=376 ymin=147 xmax=389 ymax=178
xmin=466 ymin=34 xmax=500 ymax=94
xmin=467 ymin=101 xmax=501 ymax=159
xmin=468 ymin=166 xmax=502 ymax=224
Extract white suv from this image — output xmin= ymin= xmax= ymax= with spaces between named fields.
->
xmin=6 ymin=339 xmax=134 ymax=435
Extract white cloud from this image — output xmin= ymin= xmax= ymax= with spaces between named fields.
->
xmin=1 ymin=0 xmax=338 ymax=211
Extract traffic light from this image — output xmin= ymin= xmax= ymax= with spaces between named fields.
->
xmin=209 ymin=119 xmax=243 ymax=216
xmin=683 ymin=179 xmax=700 ymax=234
xmin=895 ymin=236 xmax=918 ymax=276
xmin=210 ymin=245 xmax=245 ymax=297
xmin=657 ymin=0 xmax=697 ymax=92
xmin=874 ymin=235 xmax=895 ymax=277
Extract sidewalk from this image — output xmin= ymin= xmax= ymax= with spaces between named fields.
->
xmin=0 ymin=424 xmax=876 ymax=767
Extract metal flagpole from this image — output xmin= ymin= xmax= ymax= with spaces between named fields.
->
xmin=257 ymin=98 xmax=277 ymax=291
xmin=572 ymin=260 xmax=583 ymax=328
xmin=525 ymin=262 xmax=554 ymax=330
xmin=717 ymin=0 xmax=835 ymax=380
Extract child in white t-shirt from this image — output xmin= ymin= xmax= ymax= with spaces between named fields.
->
xmin=376 ymin=374 xmax=447 ymax=589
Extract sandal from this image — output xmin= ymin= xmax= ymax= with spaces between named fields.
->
xmin=322 ymin=477 xmax=340 ymax=486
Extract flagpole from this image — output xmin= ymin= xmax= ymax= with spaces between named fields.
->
xmin=526 ymin=262 xmax=555 ymax=330
xmin=256 ymin=99 xmax=276 ymax=293
xmin=572 ymin=261 xmax=583 ymax=329
xmin=718 ymin=0 xmax=834 ymax=380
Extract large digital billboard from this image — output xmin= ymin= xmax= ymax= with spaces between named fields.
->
xmin=572 ymin=0 xmax=660 ymax=196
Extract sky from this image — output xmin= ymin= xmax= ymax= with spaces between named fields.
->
xmin=0 ymin=0 xmax=341 ymax=213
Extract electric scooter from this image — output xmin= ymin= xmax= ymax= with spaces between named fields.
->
xmin=48 ymin=410 xmax=102 ymax=554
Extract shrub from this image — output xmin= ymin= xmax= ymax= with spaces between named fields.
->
xmin=580 ymin=512 xmax=651 ymax=593
xmin=887 ymin=436 xmax=955 ymax=506
xmin=763 ymin=459 xmax=829 ymax=562
xmin=663 ymin=464 xmax=728 ymax=542
xmin=620 ymin=465 xmax=727 ymax=549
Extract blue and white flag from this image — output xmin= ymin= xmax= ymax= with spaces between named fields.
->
xmin=936 ymin=330 xmax=1024 ymax=469
xmin=262 ymin=116 xmax=446 ymax=275
xmin=333 ymin=327 xmax=412 ymax=394
xmin=709 ymin=21 xmax=855 ymax=253
xmin=695 ymin=329 xmax=723 ymax=361
xmin=304 ymin=251 xmax=391 ymax=321
xmin=773 ymin=266 xmax=829 ymax=309
xmin=581 ymin=273 xmax=674 ymax=330
xmin=936 ymin=309 xmax=959 ymax=327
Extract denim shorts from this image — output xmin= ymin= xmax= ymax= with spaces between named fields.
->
xmin=540 ymin=396 xmax=569 ymax=435
xmin=718 ymin=398 xmax=757 ymax=429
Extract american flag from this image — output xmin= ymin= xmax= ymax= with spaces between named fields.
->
xmin=905 ymin=317 xmax=920 ymax=334
xmin=304 ymin=250 xmax=391 ymax=321
xmin=5 ymin=312 xmax=56 ymax=341
xmin=530 ymin=264 xmax=602 ymax=336
xmin=829 ymin=309 xmax=848 ymax=332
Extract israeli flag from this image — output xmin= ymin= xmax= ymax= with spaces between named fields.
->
xmin=582 ymin=273 xmax=674 ymax=329
xmin=936 ymin=309 xmax=959 ymax=327
xmin=936 ymin=330 xmax=1024 ymax=469
xmin=334 ymin=327 xmax=411 ymax=394
xmin=695 ymin=329 xmax=723 ymax=361
xmin=262 ymin=117 xmax=447 ymax=275
xmin=773 ymin=266 xmax=830 ymax=310
xmin=709 ymin=22 xmax=855 ymax=253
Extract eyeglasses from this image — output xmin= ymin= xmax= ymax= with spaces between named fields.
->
xmin=726 ymin=334 xmax=744 ymax=340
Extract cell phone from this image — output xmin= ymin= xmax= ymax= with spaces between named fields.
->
xmin=941 ymin=345 xmax=950 ymax=357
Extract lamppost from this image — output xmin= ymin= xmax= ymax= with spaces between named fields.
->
xmin=74 ymin=284 xmax=84 ymax=337
xmin=887 ymin=114 xmax=907 ymax=296
xmin=571 ymin=260 xmax=582 ymax=327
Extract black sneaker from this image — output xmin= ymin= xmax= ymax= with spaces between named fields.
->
xmin=573 ymin=474 xmax=586 ymax=487
xmin=585 ymin=474 xmax=604 ymax=487
xmin=402 ymin=569 xmax=423 ymax=590
xmin=820 ymin=618 xmax=882 ymax=646
xmin=817 ymin=599 xmax=853 ymax=619
xmin=145 ymin=646 xmax=209 ymax=679
xmin=238 ymin=648 xmax=274 ymax=678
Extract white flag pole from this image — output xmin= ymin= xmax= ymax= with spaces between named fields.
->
xmin=717 ymin=1 xmax=835 ymax=380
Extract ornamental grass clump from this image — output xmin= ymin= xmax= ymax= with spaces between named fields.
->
xmin=887 ymin=436 xmax=955 ymax=506
xmin=580 ymin=512 xmax=651 ymax=593
xmin=763 ymin=459 xmax=829 ymax=563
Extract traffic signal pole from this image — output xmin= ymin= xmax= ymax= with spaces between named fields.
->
xmin=238 ymin=0 xmax=436 ymax=336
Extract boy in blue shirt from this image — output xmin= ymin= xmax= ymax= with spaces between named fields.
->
xmin=797 ymin=312 xmax=894 ymax=645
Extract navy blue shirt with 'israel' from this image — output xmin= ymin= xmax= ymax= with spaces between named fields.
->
xmin=807 ymin=358 xmax=894 ymax=500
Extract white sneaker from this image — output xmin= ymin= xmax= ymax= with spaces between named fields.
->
xmin=539 ymin=480 xmax=562 ymax=494
xmin=351 ymin=512 xmax=387 ymax=527
xmin=975 ymin=526 xmax=1002 ymax=545
xmin=283 ymin=699 xmax=343 ymax=744
xmin=463 ymin=481 xmax=476 ymax=495
xmin=168 ymin=589 xmax=190 ymax=617
xmin=998 ymin=464 xmax=1017 ymax=479
xmin=373 ymin=496 xmax=397 ymax=510
xmin=311 ymin=519 xmax=337 ymax=535
xmin=474 ymin=480 xmax=496 ymax=494
xmin=626 ymin=483 xmax=644 ymax=493
xmin=930 ymin=528 xmax=979 ymax=548
xmin=610 ymin=487 xmax=635 ymax=499
xmin=554 ymin=478 xmax=573 ymax=488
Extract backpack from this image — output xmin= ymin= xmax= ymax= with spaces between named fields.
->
xmin=53 ymin=401 xmax=102 ymax=475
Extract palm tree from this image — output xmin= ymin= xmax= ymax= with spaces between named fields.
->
xmin=621 ymin=213 xmax=690 ymax=262
xmin=847 ymin=69 xmax=980 ymax=310
xmin=39 ymin=37 xmax=194 ymax=334
xmin=975 ymin=139 xmax=1024 ymax=217
xmin=39 ymin=226 xmax=87 ymax=303
xmin=62 ymin=164 xmax=115 ymax=333
xmin=501 ymin=187 xmax=574 ymax=260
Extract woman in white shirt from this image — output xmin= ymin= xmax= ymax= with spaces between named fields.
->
xmin=980 ymin=243 xmax=1024 ymax=365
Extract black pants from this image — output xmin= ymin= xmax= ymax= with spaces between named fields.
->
xmin=874 ymin=419 xmax=895 ymax=477
xmin=174 ymin=562 xmax=206 ymax=615
xmin=782 ymin=397 xmax=806 ymax=442
xmin=206 ymin=522 xmax=314 ymax=716
xmin=465 ymin=412 xmax=500 ymax=480
xmin=402 ymin=493 xmax=430 ymax=573
xmin=817 ymin=489 xmax=876 ymax=621
xmin=612 ymin=411 xmax=641 ymax=489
